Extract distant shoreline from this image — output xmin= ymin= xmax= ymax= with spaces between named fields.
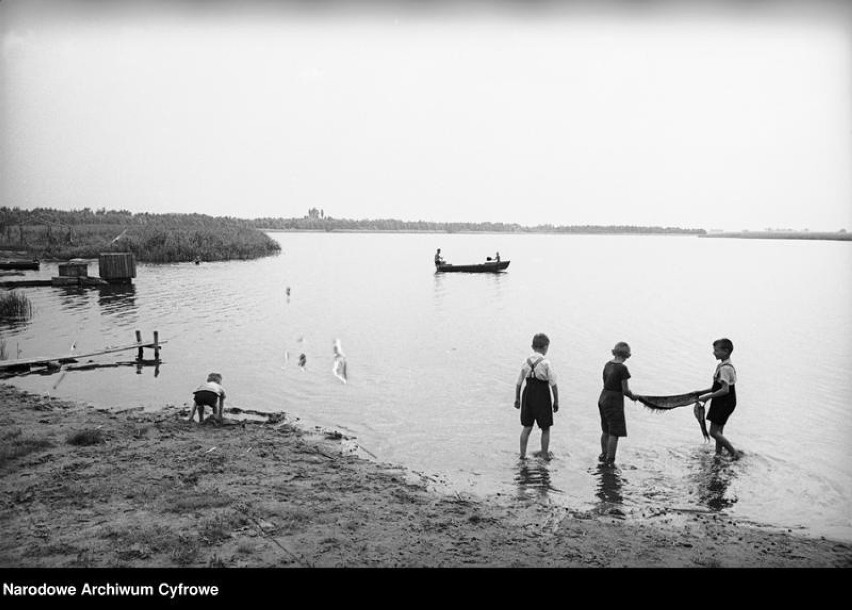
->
xmin=699 ymin=231 xmax=851 ymax=242
xmin=259 ymin=228 xmax=701 ymax=236
xmin=261 ymin=228 xmax=852 ymax=241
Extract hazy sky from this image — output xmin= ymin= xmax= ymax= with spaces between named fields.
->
xmin=2 ymin=0 xmax=850 ymax=230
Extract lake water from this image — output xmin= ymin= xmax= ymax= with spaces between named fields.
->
xmin=3 ymin=232 xmax=851 ymax=543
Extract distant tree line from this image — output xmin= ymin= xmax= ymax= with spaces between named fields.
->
xmin=0 ymin=207 xmax=262 ymax=229
xmin=1 ymin=205 xmax=708 ymax=264
xmin=699 ymin=230 xmax=851 ymax=242
xmin=0 ymin=207 xmax=280 ymax=263
xmin=251 ymin=214 xmax=706 ymax=235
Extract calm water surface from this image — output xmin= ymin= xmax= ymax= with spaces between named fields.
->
xmin=3 ymin=233 xmax=851 ymax=543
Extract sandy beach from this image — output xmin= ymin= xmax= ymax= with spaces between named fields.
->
xmin=1 ymin=384 xmax=850 ymax=572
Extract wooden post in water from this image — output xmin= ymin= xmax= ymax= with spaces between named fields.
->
xmin=99 ymin=252 xmax=136 ymax=284
xmin=153 ymin=331 xmax=160 ymax=362
xmin=135 ymin=330 xmax=143 ymax=362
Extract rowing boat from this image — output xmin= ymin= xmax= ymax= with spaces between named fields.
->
xmin=435 ymin=260 xmax=510 ymax=273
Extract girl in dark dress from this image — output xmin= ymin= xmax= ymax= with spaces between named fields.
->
xmin=598 ymin=342 xmax=636 ymax=466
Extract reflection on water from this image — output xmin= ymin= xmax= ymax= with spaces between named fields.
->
xmin=594 ymin=463 xmax=624 ymax=510
xmin=56 ymin=286 xmax=91 ymax=312
xmin=691 ymin=453 xmax=738 ymax=512
xmin=432 ymin=269 xmax=508 ymax=308
xmin=98 ymin=284 xmax=137 ymax=317
xmin=0 ymin=317 xmax=30 ymax=333
xmin=515 ymin=458 xmax=562 ymax=503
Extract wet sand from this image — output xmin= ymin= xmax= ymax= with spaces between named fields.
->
xmin=1 ymin=384 xmax=850 ymax=572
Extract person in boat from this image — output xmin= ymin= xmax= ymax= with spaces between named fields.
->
xmin=188 ymin=372 xmax=226 ymax=424
xmin=695 ymin=338 xmax=742 ymax=460
xmin=514 ymin=333 xmax=560 ymax=460
xmin=434 ymin=248 xmax=445 ymax=267
xmin=495 ymin=251 xmax=501 ymax=262
xmin=598 ymin=342 xmax=637 ymax=467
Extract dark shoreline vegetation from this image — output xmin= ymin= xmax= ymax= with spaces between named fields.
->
xmin=0 ymin=208 xmax=281 ymax=263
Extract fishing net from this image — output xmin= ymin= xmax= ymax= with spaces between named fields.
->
xmin=634 ymin=392 xmax=699 ymax=412
xmin=634 ymin=392 xmax=709 ymax=441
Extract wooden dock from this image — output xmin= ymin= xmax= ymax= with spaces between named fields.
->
xmin=0 ymin=252 xmax=136 ymax=288
xmin=0 ymin=279 xmax=53 ymax=288
xmin=0 ymin=330 xmax=164 ymax=373
xmin=0 ymin=259 xmax=40 ymax=271
xmin=0 ymin=277 xmax=109 ymax=288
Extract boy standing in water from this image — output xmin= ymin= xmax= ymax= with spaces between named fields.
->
xmin=697 ymin=338 xmax=742 ymax=459
xmin=598 ymin=342 xmax=636 ymax=467
xmin=514 ymin=333 xmax=559 ymax=460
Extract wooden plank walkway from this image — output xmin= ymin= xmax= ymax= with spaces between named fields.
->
xmin=0 ymin=279 xmax=53 ymax=288
xmin=0 ymin=277 xmax=109 ymax=289
xmin=0 ymin=335 xmax=165 ymax=371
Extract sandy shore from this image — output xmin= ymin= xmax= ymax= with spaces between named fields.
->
xmin=1 ymin=384 xmax=850 ymax=571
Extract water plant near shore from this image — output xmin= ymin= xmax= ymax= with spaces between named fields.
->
xmin=0 ymin=291 xmax=32 ymax=321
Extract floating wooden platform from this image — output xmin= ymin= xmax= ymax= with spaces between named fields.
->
xmin=0 ymin=277 xmax=110 ymax=289
xmin=0 ymin=259 xmax=40 ymax=271
xmin=0 ymin=252 xmax=137 ymax=289
xmin=0 ymin=279 xmax=52 ymax=288
xmin=50 ymin=276 xmax=109 ymax=287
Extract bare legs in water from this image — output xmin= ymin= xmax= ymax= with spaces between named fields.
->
xmin=709 ymin=422 xmax=742 ymax=459
xmin=599 ymin=433 xmax=619 ymax=466
xmin=520 ymin=426 xmax=551 ymax=460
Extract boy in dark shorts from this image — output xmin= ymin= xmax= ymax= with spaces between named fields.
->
xmin=514 ymin=333 xmax=560 ymax=460
xmin=188 ymin=372 xmax=226 ymax=424
xmin=598 ymin=342 xmax=636 ymax=467
xmin=696 ymin=338 xmax=742 ymax=459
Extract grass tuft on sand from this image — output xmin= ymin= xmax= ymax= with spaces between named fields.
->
xmin=66 ymin=428 xmax=106 ymax=446
xmin=0 ymin=428 xmax=52 ymax=466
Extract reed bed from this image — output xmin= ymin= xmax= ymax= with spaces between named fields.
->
xmin=1 ymin=208 xmax=280 ymax=263
xmin=0 ymin=291 xmax=32 ymax=321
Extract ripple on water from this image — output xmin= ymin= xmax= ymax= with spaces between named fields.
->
xmin=4 ymin=234 xmax=851 ymax=543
